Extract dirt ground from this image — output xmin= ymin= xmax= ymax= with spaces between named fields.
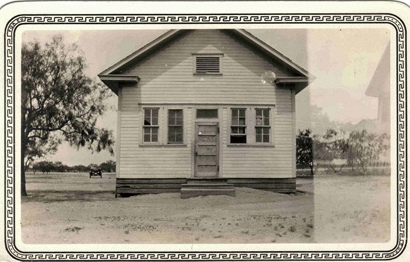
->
xmin=21 ymin=170 xmax=390 ymax=244
xmin=314 ymin=171 xmax=391 ymax=243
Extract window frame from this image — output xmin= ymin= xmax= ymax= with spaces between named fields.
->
xmin=142 ymin=107 xmax=160 ymax=143
xmin=255 ymin=108 xmax=271 ymax=143
xmin=196 ymin=108 xmax=219 ymax=119
xmin=230 ymin=108 xmax=247 ymax=144
xmin=193 ymin=53 xmax=223 ymax=75
xmin=167 ymin=109 xmax=184 ymax=144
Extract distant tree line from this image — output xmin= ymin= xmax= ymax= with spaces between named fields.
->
xmin=30 ymin=160 xmax=116 ymax=174
xmin=296 ymin=129 xmax=389 ymax=176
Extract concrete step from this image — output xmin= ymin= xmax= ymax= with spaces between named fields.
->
xmin=181 ymin=187 xmax=235 ymax=199
xmin=182 ymin=183 xmax=234 ymax=189
xmin=186 ymin=178 xmax=228 ymax=184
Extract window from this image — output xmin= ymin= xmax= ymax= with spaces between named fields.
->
xmin=168 ymin=109 xmax=183 ymax=144
xmin=195 ymin=56 xmax=220 ymax=74
xmin=196 ymin=109 xmax=218 ymax=119
xmin=255 ymin=109 xmax=270 ymax=143
xmin=143 ymin=108 xmax=159 ymax=142
xmin=231 ymin=108 xmax=246 ymax=143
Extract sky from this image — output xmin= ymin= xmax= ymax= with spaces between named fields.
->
xmin=22 ymin=28 xmax=390 ymax=166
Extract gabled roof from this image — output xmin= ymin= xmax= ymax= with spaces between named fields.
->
xmin=99 ymin=29 xmax=314 ymax=95
xmin=366 ymin=42 xmax=390 ymax=97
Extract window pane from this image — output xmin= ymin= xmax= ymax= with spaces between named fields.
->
xmin=168 ymin=113 xmax=183 ymax=143
xmin=197 ymin=109 xmax=218 ymax=118
xmin=231 ymin=135 xmax=246 ymax=144
xmin=256 ymin=116 xmax=263 ymax=126
xmin=168 ymin=128 xmax=174 ymax=142
xmin=263 ymin=135 xmax=270 ymax=143
xmin=239 ymin=118 xmax=245 ymax=125
xmin=143 ymin=127 xmax=151 ymax=142
xmin=264 ymin=116 xmax=269 ymax=126
xmin=144 ymin=134 xmax=151 ymax=142
xmin=176 ymin=112 xmax=183 ymax=125
xmin=175 ymin=126 xmax=183 ymax=134
xmin=151 ymin=127 xmax=158 ymax=142
xmin=239 ymin=109 xmax=245 ymax=117
xmin=176 ymin=133 xmax=183 ymax=143
xmin=256 ymin=109 xmax=262 ymax=117
xmin=231 ymin=127 xmax=245 ymax=134
xmin=232 ymin=109 xmax=238 ymax=117
xmin=263 ymin=127 xmax=270 ymax=134
xmin=152 ymin=127 xmax=158 ymax=135
xmin=169 ymin=112 xmax=175 ymax=125
xmin=152 ymin=109 xmax=158 ymax=118
xmin=256 ymin=127 xmax=262 ymax=135
xmin=256 ymin=134 xmax=262 ymax=143
xmin=143 ymin=127 xmax=150 ymax=135
xmin=232 ymin=118 xmax=238 ymax=125
xmin=152 ymin=117 xmax=158 ymax=125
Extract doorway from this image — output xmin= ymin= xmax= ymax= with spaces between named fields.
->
xmin=194 ymin=122 xmax=219 ymax=177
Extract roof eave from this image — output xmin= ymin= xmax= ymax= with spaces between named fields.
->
xmin=98 ymin=74 xmax=140 ymax=95
xmin=275 ymin=76 xmax=315 ymax=94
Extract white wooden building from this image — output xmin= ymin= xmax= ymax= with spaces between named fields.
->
xmin=99 ymin=29 xmax=313 ymax=198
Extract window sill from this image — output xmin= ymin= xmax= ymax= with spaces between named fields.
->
xmin=227 ymin=144 xmax=275 ymax=148
xmin=139 ymin=144 xmax=188 ymax=148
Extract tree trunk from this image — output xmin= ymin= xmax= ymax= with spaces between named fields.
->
xmin=21 ymin=157 xmax=27 ymax=196
xmin=21 ymin=107 xmax=27 ymax=196
xmin=310 ymin=164 xmax=314 ymax=177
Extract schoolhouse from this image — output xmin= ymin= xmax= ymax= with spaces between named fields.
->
xmin=99 ymin=29 xmax=313 ymax=198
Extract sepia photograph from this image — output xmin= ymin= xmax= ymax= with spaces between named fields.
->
xmin=1 ymin=1 xmax=408 ymax=261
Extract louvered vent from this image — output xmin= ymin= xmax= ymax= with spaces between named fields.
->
xmin=195 ymin=56 xmax=220 ymax=74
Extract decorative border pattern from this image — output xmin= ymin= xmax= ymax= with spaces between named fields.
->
xmin=4 ymin=14 xmax=407 ymax=260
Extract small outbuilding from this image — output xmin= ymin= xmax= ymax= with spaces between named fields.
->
xmin=99 ymin=29 xmax=313 ymax=198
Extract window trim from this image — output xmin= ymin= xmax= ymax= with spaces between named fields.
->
xmin=228 ymin=106 xmax=274 ymax=146
xmin=255 ymin=108 xmax=271 ymax=143
xmin=142 ymin=107 xmax=160 ymax=144
xmin=230 ymin=108 xmax=247 ymax=144
xmin=193 ymin=54 xmax=223 ymax=75
xmin=167 ymin=109 xmax=184 ymax=144
xmin=196 ymin=108 xmax=219 ymax=119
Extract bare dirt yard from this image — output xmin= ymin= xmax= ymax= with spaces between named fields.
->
xmin=314 ymin=169 xmax=391 ymax=243
xmin=21 ymin=169 xmax=390 ymax=244
xmin=22 ymin=172 xmax=314 ymax=244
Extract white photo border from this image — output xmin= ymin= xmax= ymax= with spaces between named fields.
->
xmin=4 ymin=13 xmax=407 ymax=260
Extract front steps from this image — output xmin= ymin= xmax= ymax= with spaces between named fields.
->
xmin=180 ymin=178 xmax=235 ymax=199
xmin=115 ymin=177 xmax=295 ymax=197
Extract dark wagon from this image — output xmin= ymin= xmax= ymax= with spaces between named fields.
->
xmin=89 ymin=169 xmax=102 ymax=178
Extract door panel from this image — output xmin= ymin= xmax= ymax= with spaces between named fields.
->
xmin=196 ymin=155 xmax=218 ymax=165
xmin=195 ymin=122 xmax=219 ymax=177
xmin=197 ymin=145 xmax=217 ymax=155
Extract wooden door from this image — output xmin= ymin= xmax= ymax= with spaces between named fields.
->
xmin=195 ymin=122 xmax=219 ymax=177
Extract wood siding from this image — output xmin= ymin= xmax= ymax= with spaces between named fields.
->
xmin=117 ymin=30 xmax=296 ymax=179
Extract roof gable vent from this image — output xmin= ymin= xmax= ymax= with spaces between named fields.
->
xmin=194 ymin=55 xmax=221 ymax=74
